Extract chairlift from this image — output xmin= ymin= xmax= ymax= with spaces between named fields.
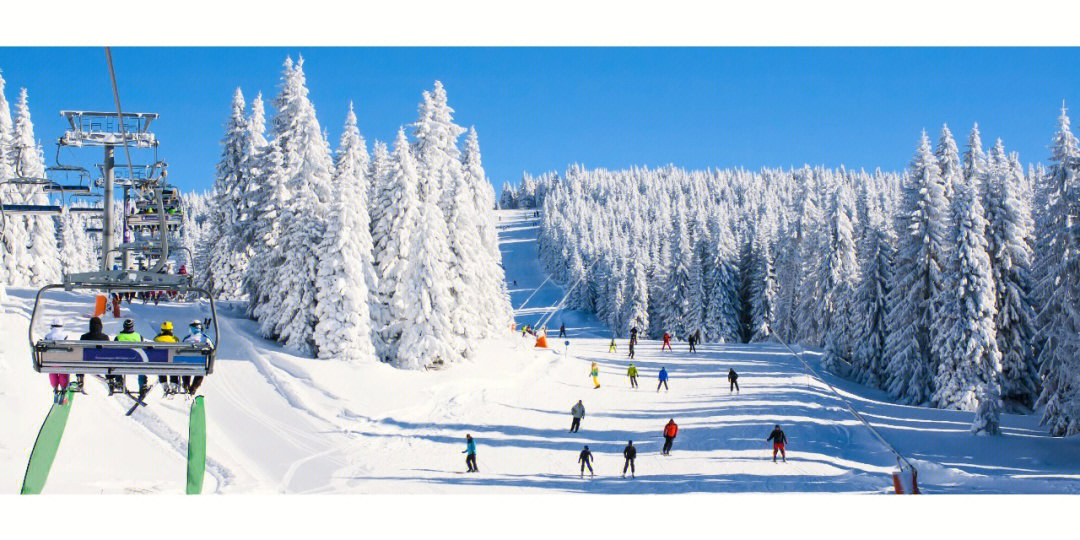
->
xmin=29 ymin=271 xmax=218 ymax=379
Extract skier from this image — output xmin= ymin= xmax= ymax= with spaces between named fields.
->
xmin=578 ymin=445 xmax=594 ymax=477
xmin=44 ymin=320 xmax=70 ymax=401
xmin=590 ymin=362 xmax=600 ymax=389
xmin=622 ymin=440 xmax=636 ymax=478
xmin=79 ymin=316 xmax=110 ymax=392
xmin=114 ymin=319 xmax=147 ymax=393
xmin=628 ymin=340 xmax=635 ymax=359
xmin=661 ymin=332 xmax=672 ymax=351
xmin=629 ymin=326 xmax=638 ymax=346
xmin=182 ymin=320 xmax=214 ymax=394
xmin=559 ymin=323 xmax=566 ymax=338
xmin=608 ymin=338 xmax=617 ymax=353
xmin=463 ymin=434 xmax=478 ymax=472
xmin=767 ymin=424 xmax=787 ymax=463
xmin=657 ymin=366 xmax=669 ymax=392
xmin=570 ymin=400 xmax=585 ymax=433
xmin=728 ymin=368 xmax=739 ymax=393
xmin=662 ymin=418 xmax=679 ymax=455
xmin=627 ymin=363 xmax=638 ymax=388
xmin=154 ymin=321 xmax=181 ymax=393
xmin=521 ymin=324 xmax=530 ymax=337
xmin=688 ymin=333 xmax=697 ymax=353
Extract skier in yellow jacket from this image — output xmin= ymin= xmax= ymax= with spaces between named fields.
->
xmin=590 ymin=362 xmax=600 ymax=389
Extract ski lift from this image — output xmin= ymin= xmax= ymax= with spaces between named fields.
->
xmin=29 ymin=271 xmax=218 ymax=379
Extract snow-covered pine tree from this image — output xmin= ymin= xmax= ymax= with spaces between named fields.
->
xmin=371 ymin=130 xmax=421 ymax=363
xmin=313 ymin=105 xmax=377 ymax=363
xmin=661 ymin=205 xmax=698 ymax=340
xmin=962 ymin=123 xmax=987 ymax=195
xmin=205 ymin=88 xmax=250 ymax=299
xmin=11 ymin=88 xmax=61 ymax=285
xmin=1035 ymin=107 xmax=1080 ymax=436
xmin=793 ymin=169 xmax=824 ymax=344
xmin=818 ymin=179 xmax=859 ymax=354
xmin=884 ymin=132 xmax=950 ymax=405
xmin=935 ymin=124 xmax=963 ymax=206
xmin=748 ymin=235 xmax=778 ymax=342
xmin=931 ymin=153 xmax=1001 ymax=412
xmin=983 ymin=140 xmax=1040 ymax=409
xmin=245 ymin=144 xmax=287 ymax=322
xmin=847 ymin=198 xmax=894 ymax=389
xmin=461 ymin=127 xmax=514 ymax=336
xmin=971 ymin=383 xmax=1003 ymax=435
xmin=702 ymin=206 xmax=741 ymax=343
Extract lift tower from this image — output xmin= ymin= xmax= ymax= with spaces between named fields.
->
xmin=58 ymin=110 xmax=158 ymax=271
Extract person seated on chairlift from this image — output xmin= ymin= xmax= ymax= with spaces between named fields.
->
xmin=44 ymin=320 xmax=71 ymax=401
xmin=154 ymin=321 xmax=182 ymax=393
xmin=114 ymin=319 xmax=147 ymax=393
xmin=182 ymin=320 xmax=213 ymax=395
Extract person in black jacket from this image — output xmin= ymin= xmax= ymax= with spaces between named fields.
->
xmin=728 ymin=368 xmax=739 ymax=393
xmin=767 ymin=425 xmax=787 ymax=462
xmin=688 ymin=333 xmax=697 ymax=353
xmin=559 ymin=323 xmax=566 ymax=338
xmin=578 ymin=445 xmax=594 ymax=477
xmin=622 ymin=440 xmax=636 ymax=478
xmin=79 ymin=316 xmax=111 ymax=392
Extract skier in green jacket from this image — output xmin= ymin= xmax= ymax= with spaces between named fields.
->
xmin=627 ymin=363 xmax=639 ymax=389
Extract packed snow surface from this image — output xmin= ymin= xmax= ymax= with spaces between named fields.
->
xmin=2 ymin=209 xmax=1079 ymax=493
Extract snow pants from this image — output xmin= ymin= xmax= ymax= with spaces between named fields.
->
xmin=628 ymin=347 xmax=635 ymax=359
xmin=662 ymin=342 xmax=671 ymax=351
xmin=730 ymin=380 xmax=739 ymax=392
xmin=623 ymin=458 xmax=635 ymax=475
xmin=773 ymin=443 xmax=786 ymax=460
xmin=593 ymin=376 xmax=600 ymax=388
xmin=657 ymin=380 xmax=668 ymax=392
xmin=48 ymin=373 xmax=69 ymax=390
xmin=689 ymin=343 xmax=696 ymax=352
xmin=466 ymin=454 xmax=478 ymax=472
xmin=581 ymin=460 xmax=593 ymax=475
xmin=629 ymin=376 xmax=637 ymax=388
xmin=570 ymin=417 xmax=581 ymax=433
xmin=662 ymin=436 xmax=674 ymax=455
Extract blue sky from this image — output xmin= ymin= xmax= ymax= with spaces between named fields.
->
xmin=1 ymin=47 xmax=1079 ymax=193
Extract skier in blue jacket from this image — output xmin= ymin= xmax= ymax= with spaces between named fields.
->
xmin=657 ymin=366 xmax=669 ymax=392
xmin=463 ymin=434 xmax=478 ymax=472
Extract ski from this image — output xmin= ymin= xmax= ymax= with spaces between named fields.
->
xmin=125 ymin=386 xmax=151 ymax=416
xmin=186 ymin=396 xmax=206 ymax=494
xmin=21 ymin=389 xmax=75 ymax=494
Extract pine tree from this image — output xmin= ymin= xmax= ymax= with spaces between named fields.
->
xmin=748 ymin=236 xmax=778 ymax=342
xmin=984 ymin=140 xmax=1040 ymax=409
xmin=11 ymin=88 xmax=61 ymax=285
xmin=818 ymin=180 xmax=859 ymax=350
xmin=931 ymin=157 xmax=1001 ymax=412
xmin=371 ymin=130 xmax=421 ymax=363
xmin=205 ymin=88 xmax=250 ymax=299
xmin=661 ymin=207 xmax=698 ymax=340
xmin=313 ymin=105 xmax=377 ymax=363
xmin=884 ymin=132 xmax=950 ymax=405
xmin=1035 ymin=107 xmax=1080 ymax=436
xmin=847 ymin=200 xmax=894 ymax=388
xmin=702 ymin=207 xmax=741 ymax=343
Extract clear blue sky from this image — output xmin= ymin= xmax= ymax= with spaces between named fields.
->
xmin=1 ymin=47 xmax=1079 ymax=192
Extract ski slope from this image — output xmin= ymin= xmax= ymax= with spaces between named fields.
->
xmin=2 ymin=209 xmax=1080 ymax=494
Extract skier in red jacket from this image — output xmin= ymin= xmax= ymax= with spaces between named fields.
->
xmin=661 ymin=332 xmax=672 ymax=351
xmin=662 ymin=419 xmax=678 ymax=455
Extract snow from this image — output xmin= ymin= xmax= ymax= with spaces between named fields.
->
xmin=3 ymin=209 xmax=1080 ymax=494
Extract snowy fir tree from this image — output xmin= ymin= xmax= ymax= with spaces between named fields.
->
xmin=1034 ymin=107 xmax=1080 ymax=436
xmin=883 ymin=133 xmax=950 ymax=405
xmin=971 ymin=383 xmax=1003 ymax=435
xmin=11 ymin=88 xmax=61 ymax=285
xmin=931 ymin=157 xmax=1001 ymax=412
xmin=817 ymin=179 xmax=859 ymax=365
xmin=312 ymin=105 xmax=377 ymax=363
xmin=371 ymin=130 xmax=421 ymax=363
xmin=847 ymin=199 xmax=894 ymax=388
xmin=205 ymin=88 xmax=251 ymax=299
xmin=661 ymin=206 xmax=702 ymax=340
xmin=747 ymin=235 xmax=778 ymax=342
xmin=984 ymin=140 xmax=1040 ymax=409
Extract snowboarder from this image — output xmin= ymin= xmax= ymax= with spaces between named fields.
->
xmin=622 ymin=441 xmax=636 ymax=478
xmin=627 ymin=363 xmax=638 ymax=388
xmin=767 ymin=424 xmax=787 ymax=463
xmin=559 ymin=323 xmax=566 ymax=338
xmin=629 ymin=327 xmax=638 ymax=346
xmin=657 ymin=366 xmax=669 ymax=392
xmin=570 ymin=400 xmax=585 ymax=433
xmin=728 ymin=368 xmax=739 ymax=393
xmin=688 ymin=333 xmax=697 ymax=353
xmin=182 ymin=320 xmax=214 ymax=394
xmin=154 ymin=321 xmax=180 ymax=393
xmin=627 ymin=341 xmax=635 ymax=359
xmin=590 ymin=362 xmax=600 ymax=389
xmin=661 ymin=332 xmax=672 ymax=351
xmin=579 ymin=445 xmax=594 ymax=477
xmin=114 ymin=318 xmax=146 ymax=393
xmin=463 ymin=434 xmax=478 ymax=472
xmin=662 ymin=419 xmax=678 ymax=455
xmin=608 ymin=338 xmax=617 ymax=353
xmin=44 ymin=320 xmax=70 ymax=401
